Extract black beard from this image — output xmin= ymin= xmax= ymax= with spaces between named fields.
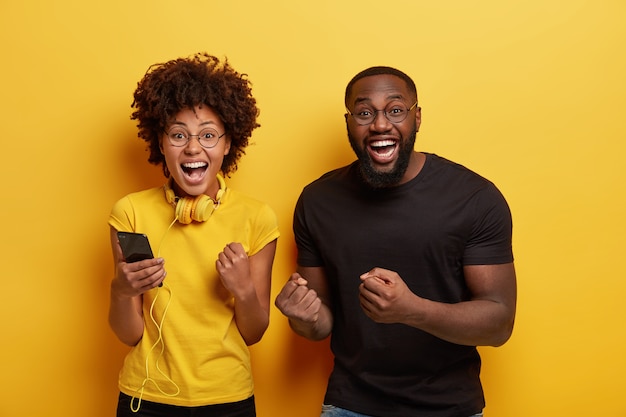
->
xmin=348 ymin=130 xmax=417 ymax=189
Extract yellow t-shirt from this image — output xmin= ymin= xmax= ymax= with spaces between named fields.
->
xmin=109 ymin=184 xmax=279 ymax=406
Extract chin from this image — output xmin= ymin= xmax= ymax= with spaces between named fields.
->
xmin=349 ymin=130 xmax=417 ymax=189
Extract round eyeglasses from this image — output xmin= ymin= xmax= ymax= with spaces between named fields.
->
xmin=164 ymin=127 xmax=226 ymax=148
xmin=346 ymin=101 xmax=418 ymax=126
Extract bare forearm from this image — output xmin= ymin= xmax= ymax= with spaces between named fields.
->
xmin=233 ymin=290 xmax=270 ymax=345
xmin=360 ymin=264 xmax=516 ymax=347
xmin=406 ymin=295 xmax=515 ymax=346
xmin=108 ymin=290 xmax=144 ymax=346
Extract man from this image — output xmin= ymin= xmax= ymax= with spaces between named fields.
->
xmin=275 ymin=66 xmax=516 ymax=417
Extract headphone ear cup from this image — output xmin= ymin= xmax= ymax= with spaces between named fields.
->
xmin=164 ymin=174 xmax=226 ymax=224
xmin=175 ymin=195 xmax=215 ymax=224
xmin=191 ymin=195 xmax=215 ymax=223
xmin=175 ymin=198 xmax=194 ymax=225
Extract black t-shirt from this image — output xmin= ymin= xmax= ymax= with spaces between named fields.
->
xmin=294 ymin=153 xmax=513 ymax=417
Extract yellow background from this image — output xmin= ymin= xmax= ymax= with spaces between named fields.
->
xmin=1 ymin=1 xmax=624 ymax=416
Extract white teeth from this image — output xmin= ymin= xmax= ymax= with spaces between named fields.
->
xmin=371 ymin=140 xmax=395 ymax=148
xmin=182 ymin=161 xmax=207 ymax=168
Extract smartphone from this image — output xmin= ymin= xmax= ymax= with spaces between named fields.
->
xmin=117 ymin=231 xmax=154 ymax=263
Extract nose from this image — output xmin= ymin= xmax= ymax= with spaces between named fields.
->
xmin=370 ymin=110 xmax=392 ymax=132
xmin=184 ymin=135 xmax=203 ymax=153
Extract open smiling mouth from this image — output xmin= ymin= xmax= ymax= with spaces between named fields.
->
xmin=368 ymin=139 xmax=397 ymax=159
xmin=182 ymin=161 xmax=208 ymax=179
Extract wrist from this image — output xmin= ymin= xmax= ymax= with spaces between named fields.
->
xmin=110 ymin=278 xmax=134 ymax=300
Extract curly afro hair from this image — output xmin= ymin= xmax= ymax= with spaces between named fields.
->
xmin=131 ymin=52 xmax=260 ymax=177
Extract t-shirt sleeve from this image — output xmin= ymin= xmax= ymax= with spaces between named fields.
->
xmin=108 ymin=195 xmax=136 ymax=232
xmin=293 ymin=191 xmax=323 ymax=267
xmin=248 ymin=203 xmax=280 ymax=256
xmin=463 ymin=183 xmax=514 ymax=265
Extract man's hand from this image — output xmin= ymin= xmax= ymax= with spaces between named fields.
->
xmin=359 ymin=267 xmax=417 ymax=324
xmin=275 ymin=273 xmax=323 ymax=324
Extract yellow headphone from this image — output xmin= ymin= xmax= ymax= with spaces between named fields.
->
xmin=163 ymin=174 xmax=226 ymax=224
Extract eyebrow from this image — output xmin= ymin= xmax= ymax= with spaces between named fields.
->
xmin=169 ymin=120 xmax=219 ymax=128
xmin=353 ymin=94 xmax=406 ymax=105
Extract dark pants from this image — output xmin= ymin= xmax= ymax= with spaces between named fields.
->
xmin=116 ymin=392 xmax=256 ymax=417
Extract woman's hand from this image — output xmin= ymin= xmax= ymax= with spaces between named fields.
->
xmin=216 ymin=242 xmax=251 ymax=298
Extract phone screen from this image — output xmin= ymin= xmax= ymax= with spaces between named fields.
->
xmin=117 ymin=231 xmax=154 ymax=263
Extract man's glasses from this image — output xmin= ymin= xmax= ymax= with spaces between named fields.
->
xmin=346 ymin=101 xmax=418 ymax=125
xmin=164 ymin=127 xmax=225 ymax=148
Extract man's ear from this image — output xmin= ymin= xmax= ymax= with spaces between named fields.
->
xmin=415 ymin=106 xmax=422 ymax=132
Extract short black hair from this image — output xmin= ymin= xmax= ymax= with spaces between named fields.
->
xmin=344 ymin=66 xmax=417 ymax=107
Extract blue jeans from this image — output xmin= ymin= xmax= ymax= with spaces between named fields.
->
xmin=321 ymin=404 xmax=483 ymax=417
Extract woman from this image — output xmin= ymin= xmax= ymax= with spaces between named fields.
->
xmin=108 ymin=53 xmax=279 ymax=417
